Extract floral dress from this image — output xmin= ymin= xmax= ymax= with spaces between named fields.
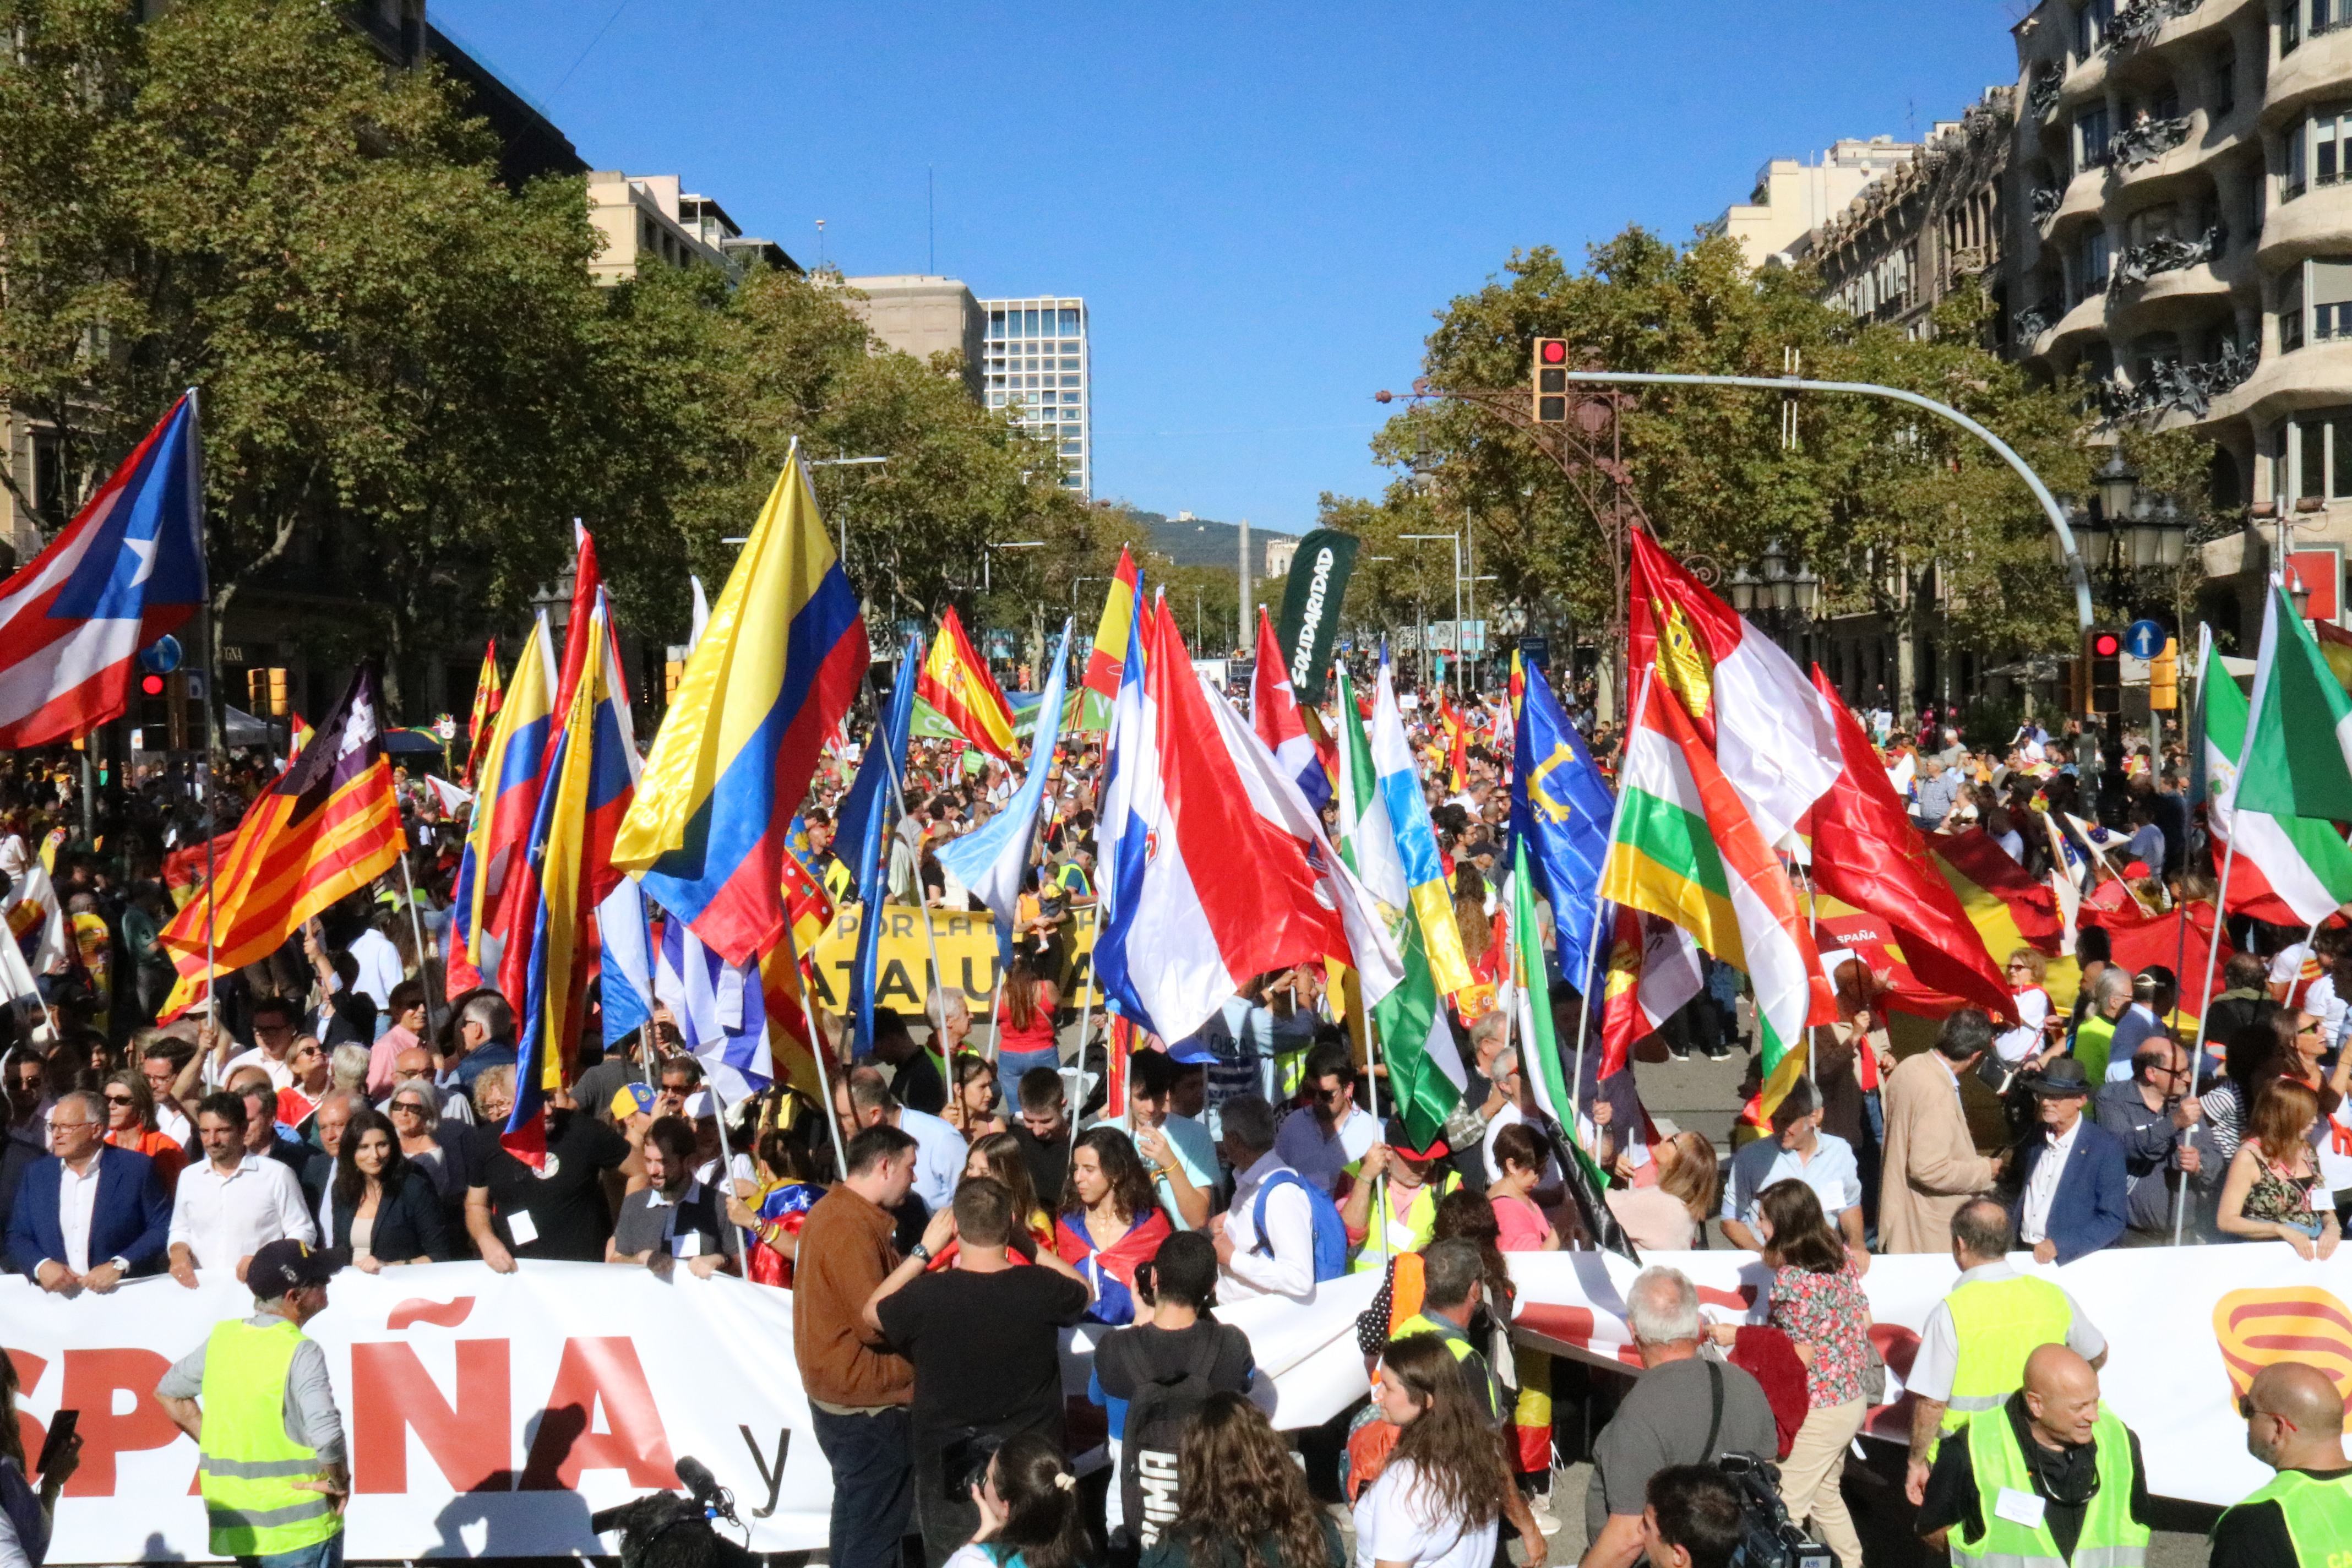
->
xmin=1767 ymin=1259 xmax=1871 ymax=1408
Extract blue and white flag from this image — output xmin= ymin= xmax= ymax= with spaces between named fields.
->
xmin=655 ymin=916 xmax=770 ymax=1100
xmin=939 ymin=620 xmax=1074 ymax=942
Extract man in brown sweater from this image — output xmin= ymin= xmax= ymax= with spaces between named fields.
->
xmin=793 ymin=1123 xmax=919 ymax=1568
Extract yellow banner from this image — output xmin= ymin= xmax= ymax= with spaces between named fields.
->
xmin=804 ymin=903 xmax=1101 ymax=1014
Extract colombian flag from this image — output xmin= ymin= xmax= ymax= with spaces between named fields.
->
xmin=508 ymin=594 xmax=638 ymax=1163
xmin=159 ymin=666 xmax=406 ymax=986
xmin=449 ymin=616 xmax=555 ymax=999
xmin=1079 ymin=547 xmax=1140 ymax=731
xmin=615 ymin=445 xmax=869 ymax=966
xmin=918 ymin=605 xmax=1017 ymax=760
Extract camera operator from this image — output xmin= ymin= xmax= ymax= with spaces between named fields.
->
xmin=1580 ymin=1268 xmax=1778 ymax=1568
xmin=1639 ymin=1466 xmax=1745 ymax=1568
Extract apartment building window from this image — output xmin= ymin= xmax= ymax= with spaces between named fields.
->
xmin=2285 ymin=0 xmax=2303 ymax=52
xmin=2286 ymin=407 xmax=2352 ymax=499
xmin=2077 ymin=105 xmax=2111 ymax=173
xmin=2077 ymin=0 xmax=2114 ymax=56
xmin=2215 ymin=42 xmax=2237 ymax=116
xmin=2317 ymin=259 xmax=2352 ymax=340
xmin=2077 ymin=227 xmax=2113 ymax=299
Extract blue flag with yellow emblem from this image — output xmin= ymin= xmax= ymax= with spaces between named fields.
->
xmin=1509 ymin=651 xmax=1614 ymax=991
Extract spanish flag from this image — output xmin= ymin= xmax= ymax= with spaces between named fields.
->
xmin=918 ymin=605 xmax=1017 ymax=760
xmin=461 ymin=640 xmax=501 ymax=787
xmin=616 ymin=445 xmax=870 ymax=966
xmin=159 ymin=665 xmax=406 ymax=986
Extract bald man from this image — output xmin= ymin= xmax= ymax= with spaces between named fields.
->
xmin=2214 ymin=1360 xmax=2352 ymax=1566
xmin=1915 ymin=1344 xmax=2155 ymax=1564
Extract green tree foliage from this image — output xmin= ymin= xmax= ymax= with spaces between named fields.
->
xmin=0 ymin=0 xmax=1111 ymax=714
xmin=1345 ymin=229 xmax=2098 ymax=675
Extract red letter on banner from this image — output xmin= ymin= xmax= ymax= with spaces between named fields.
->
xmin=61 ymin=1349 xmax=179 ymax=1495
xmin=351 ymin=1340 xmax=513 ymax=1493
xmin=519 ymin=1338 xmax=677 ymax=1490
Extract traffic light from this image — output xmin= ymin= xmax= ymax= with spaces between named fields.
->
xmin=1532 ymin=337 xmax=1570 ymax=424
xmin=2086 ymin=626 xmax=2123 ymax=715
xmin=665 ymin=646 xmax=688 ymax=705
xmin=245 ymin=666 xmax=289 ymax=717
xmin=2149 ymin=635 xmax=2179 ymax=711
xmin=138 ymin=671 xmax=168 ymax=743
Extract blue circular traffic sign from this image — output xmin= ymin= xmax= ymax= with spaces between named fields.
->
xmin=2122 ymin=619 xmax=2166 ymax=660
xmin=138 ymin=635 xmax=182 ymax=675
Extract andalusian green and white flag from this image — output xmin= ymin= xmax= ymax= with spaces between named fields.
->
xmin=2203 ymin=617 xmax=2352 ymax=923
xmin=2236 ymin=584 xmax=2352 ymax=821
xmin=1333 ymin=666 xmax=1460 ymax=1148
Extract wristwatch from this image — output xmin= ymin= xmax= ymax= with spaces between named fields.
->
xmin=909 ymin=1242 xmax=932 ymax=1263
xmin=106 ymin=1256 xmax=129 ymax=1273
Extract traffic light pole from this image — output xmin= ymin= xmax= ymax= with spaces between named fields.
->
xmin=1551 ymin=370 xmax=2097 ymax=635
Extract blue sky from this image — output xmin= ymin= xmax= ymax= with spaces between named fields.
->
xmin=433 ymin=1 xmax=2025 ymax=535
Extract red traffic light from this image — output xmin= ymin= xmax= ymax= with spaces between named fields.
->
xmin=140 ymin=673 xmax=166 ymax=696
xmin=1539 ymin=340 xmax=1569 ymax=365
xmin=2090 ymin=631 xmax=2121 ymax=658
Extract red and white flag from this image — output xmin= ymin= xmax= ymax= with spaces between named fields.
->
xmin=1250 ymin=607 xmax=1331 ymax=810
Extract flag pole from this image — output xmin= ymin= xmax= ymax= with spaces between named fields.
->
xmin=1570 ymin=662 xmax=1657 ymax=1149
xmin=704 ymin=1077 xmax=759 ymax=1266
xmin=395 ymin=834 xmax=437 ymax=1042
xmin=190 ymin=385 xmax=220 ymax=1043
xmin=781 ymin=913 xmax=849 ymax=1179
xmin=881 ymin=754 xmax=955 ymax=1081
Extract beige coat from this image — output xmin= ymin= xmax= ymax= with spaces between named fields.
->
xmin=1877 ymin=1049 xmax=2000 ymax=1253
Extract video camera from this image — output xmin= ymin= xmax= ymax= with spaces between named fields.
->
xmin=588 ymin=1456 xmax=756 ymax=1568
xmin=1715 ymin=1452 xmax=1833 ymax=1568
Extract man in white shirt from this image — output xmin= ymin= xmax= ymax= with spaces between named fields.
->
xmin=831 ymin=1065 xmax=966 ymax=1218
xmin=1719 ymin=1079 xmax=1866 ymax=1254
xmin=219 ymin=997 xmax=303 ymax=1090
xmin=1208 ymin=1095 xmax=1316 ymax=1303
xmin=345 ymin=919 xmax=404 ymax=1017
xmin=1114 ymin=1048 xmax=1216 ymax=1229
xmin=167 ymin=1088 xmax=315 ymax=1287
xmin=1271 ymin=1043 xmax=1378 ymax=1195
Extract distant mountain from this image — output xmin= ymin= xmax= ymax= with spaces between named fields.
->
xmin=1124 ymin=509 xmax=1301 ymax=573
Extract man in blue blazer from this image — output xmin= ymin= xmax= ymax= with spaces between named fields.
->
xmin=4 ymin=1089 xmax=172 ymax=1292
xmin=2011 ymin=1057 xmax=2130 ymax=1265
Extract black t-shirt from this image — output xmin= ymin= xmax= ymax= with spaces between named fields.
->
xmin=572 ymin=1055 xmax=643 ymax=1123
xmin=1015 ymin=1124 xmax=1071 ymax=1211
xmin=2208 ymin=1471 xmax=2345 ymax=1568
xmin=1093 ymin=1319 xmax=1256 ymax=1414
xmin=890 ymin=1050 xmax=947 ymax=1117
xmin=875 ymin=1265 xmax=1090 ymax=1443
xmin=466 ymin=1111 xmax=631 ymax=1262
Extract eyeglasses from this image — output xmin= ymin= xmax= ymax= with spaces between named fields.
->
xmin=102 ymin=1093 xmax=134 ymax=1106
xmin=45 ymin=1117 xmax=94 ymax=1130
xmin=2239 ymin=1395 xmax=2296 ymax=1429
xmin=254 ymin=1024 xmax=295 ymax=1038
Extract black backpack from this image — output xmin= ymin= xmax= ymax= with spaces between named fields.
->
xmin=1115 ymin=1326 xmax=1237 ymax=1551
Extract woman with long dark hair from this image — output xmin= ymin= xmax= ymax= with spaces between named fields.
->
xmin=1144 ymin=1392 xmax=1340 ymax=1568
xmin=1354 ymin=1333 xmax=1505 ymax=1567
xmin=994 ymin=949 xmax=1061 ymax=1107
xmin=1708 ymin=1179 xmax=1870 ymax=1567
xmin=1055 ymin=1126 xmax=1171 ymax=1323
xmin=329 ymin=1107 xmax=452 ymax=1268
xmin=942 ymin=1431 xmax=1095 ymax=1568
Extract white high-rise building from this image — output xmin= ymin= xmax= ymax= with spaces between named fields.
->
xmin=980 ymin=297 xmax=1090 ymax=494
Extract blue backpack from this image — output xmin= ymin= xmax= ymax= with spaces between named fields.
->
xmin=1250 ymin=1169 xmax=1351 ymax=1282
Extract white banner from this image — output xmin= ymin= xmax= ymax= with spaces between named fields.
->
xmin=2 ymin=1262 xmax=1380 ymax=1562
xmin=1501 ymin=1243 xmax=2352 ymax=1510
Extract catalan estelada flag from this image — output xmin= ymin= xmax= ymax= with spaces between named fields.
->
xmin=1078 ymin=546 xmax=1140 ymax=731
xmin=461 ymin=640 xmax=502 ymax=787
xmin=615 ymin=445 xmax=869 ymax=966
xmin=158 ymin=665 xmax=405 ymax=984
xmin=508 ymin=592 xmax=638 ymax=1163
xmin=448 ymin=615 xmax=554 ymax=999
xmin=918 ymin=605 xmax=1017 ymax=760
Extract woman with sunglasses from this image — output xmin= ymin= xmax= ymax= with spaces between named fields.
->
xmin=274 ymin=1038 xmax=333 ymax=1131
xmin=1992 ymin=948 xmax=2063 ymax=1070
xmin=98 ymin=1069 xmax=186 ymax=1190
xmin=2218 ymin=1077 xmax=2343 ymax=1260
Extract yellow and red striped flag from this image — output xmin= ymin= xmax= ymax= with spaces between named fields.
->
xmin=159 ymin=666 xmax=405 ymax=999
xmin=461 ymin=640 xmax=502 ymax=787
xmin=917 ymin=606 xmax=1017 ymax=760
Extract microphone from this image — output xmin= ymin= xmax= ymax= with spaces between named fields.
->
xmin=674 ymin=1456 xmax=720 ymax=1504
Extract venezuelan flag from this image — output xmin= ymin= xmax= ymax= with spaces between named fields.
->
xmin=615 ymin=445 xmax=869 ymax=965
xmin=449 ymin=615 xmax=554 ymax=998
xmin=509 ymin=595 xmax=637 ymax=1162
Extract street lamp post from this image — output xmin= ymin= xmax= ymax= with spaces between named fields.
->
xmin=1402 ymin=532 xmax=1463 ymax=698
xmin=808 ymin=454 xmax=890 ymax=567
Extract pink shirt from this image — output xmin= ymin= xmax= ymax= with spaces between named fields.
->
xmin=1491 ymin=1192 xmax=1550 ymax=1253
xmin=366 ymin=1025 xmax=421 ymax=1096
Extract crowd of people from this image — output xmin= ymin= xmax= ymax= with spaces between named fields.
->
xmin=0 ymin=682 xmax=2348 ymax=1568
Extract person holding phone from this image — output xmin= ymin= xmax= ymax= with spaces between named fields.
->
xmin=1 ymin=1352 xmax=82 ymax=1568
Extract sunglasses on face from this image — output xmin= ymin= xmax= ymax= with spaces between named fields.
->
xmin=103 ymin=1092 xmax=134 ymax=1105
xmin=2237 ymin=1395 xmax=2293 ymax=1429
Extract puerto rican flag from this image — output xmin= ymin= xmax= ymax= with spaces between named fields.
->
xmin=1250 ymin=606 xmax=1332 ymax=810
xmin=1095 ymin=593 xmax=1398 ymax=1045
xmin=0 ymin=396 xmax=205 ymax=747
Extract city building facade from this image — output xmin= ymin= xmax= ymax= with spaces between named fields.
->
xmin=585 ymin=173 xmax=796 ymax=285
xmin=839 ymin=276 xmax=988 ymax=399
xmin=981 ymin=297 xmax=1092 ymax=494
xmin=1707 ymin=138 xmax=1920 ymax=268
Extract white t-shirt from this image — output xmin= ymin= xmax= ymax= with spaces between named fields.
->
xmin=1994 ymin=988 xmax=2052 ymax=1064
xmin=1352 ymin=1458 xmax=1500 ymax=1568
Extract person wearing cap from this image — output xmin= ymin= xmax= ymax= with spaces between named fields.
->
xmin=154 ymin=1239 xmax=347 ymax=1567
xmin=1114 ymin=1049 xmax=1216 ymax=1231
xmin=2215 ymin=1359 xmax=2352 ymax=1567
xmin=2010 ymin=1056 xmax=2128 ymax=1265
xmin=1337 ymin=1117 xmax=1460 ymax=1269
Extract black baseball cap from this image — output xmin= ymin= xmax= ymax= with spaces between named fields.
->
xmin=248 ymin=1239 xmax=336 ymax=1296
